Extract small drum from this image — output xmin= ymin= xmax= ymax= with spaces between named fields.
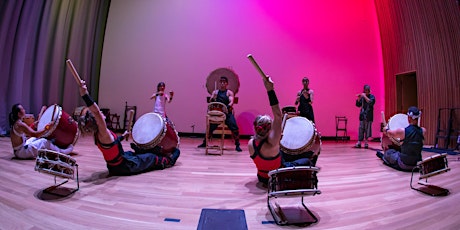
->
xmin=22 ymin=114 xmax=35 ymax=127
xmin=268 ymin=166 xmax=320 ymax=195
xmin=207 ymin=102 xmax=228 ymax=116
xmin=418 ymin=153 xmax=450 ymax=179
xmin=35 ymin=149 xmax=77 ymax=179
xmin=206 ymin=67 xmax=240 ymax=95
xmin=132 ymin=112 xmax=179 ymax=155
xmin=37 ymin=104 xmax=80 ymax=148
xmin=381 ymin=113 xmax=409 ymax=151
xmin=280 ymin=116 xmax=321 ymax=155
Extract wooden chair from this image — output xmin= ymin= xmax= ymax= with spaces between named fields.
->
xmin=123 ymin=101 xmax=137 ymax=131
xmin=206 ymin=102 xmax=228 ymax=155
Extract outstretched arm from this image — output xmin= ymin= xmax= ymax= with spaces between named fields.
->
xmin=78 ymin=80 xmax=114 ymax=143
xmin=262 ymin=75 xmax=282 ymax=145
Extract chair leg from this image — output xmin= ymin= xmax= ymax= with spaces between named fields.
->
xmin=205 ymin=116 xmax=210 ymax=155
xmin=219 ymin=122 xmax=225 ymax=155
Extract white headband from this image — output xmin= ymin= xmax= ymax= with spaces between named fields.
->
xmin=407 ymin=111 xmax=421 ymax=119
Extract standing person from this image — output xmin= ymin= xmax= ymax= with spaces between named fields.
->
xmin=355 ymin=84 xmax=375 ymax=149
xmin=77 ymin=80 xmax=180 ymax=176
xmin=9 ymin=104 xmax=73 ymax=159
xmin=376 ymin=106 xmax=425 ymax=172
xmin=248 ymin=74 xmax=283 ymax=184
xmin=295 ymin=77 xmax=315 ymax=123
xmin=150 ymin=82 xmax=174 ymax=118
xmin=198 ymin=76 xmax=242 ymax=152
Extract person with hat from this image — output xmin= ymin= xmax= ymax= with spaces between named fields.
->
xmin=198 ymin=76 xmax=242 ymax=152
xmin=376 ymin=106 xmax=426 ymax=171
xmin=355 ymin=84 xmax=376 ymax=148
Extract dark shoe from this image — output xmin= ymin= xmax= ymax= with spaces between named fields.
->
xmin=197 ymin=141 xmax=206 ymax=148
xmin=376 ymin=151 xmax=384 ymax=159
xmin=354 ymin=143 xmax=361 ymax=148
xmin=170 ymin=148 xmax=180 ymax=164
xmin=364 ymin=144 xmax=369 ymax=149
xmin=235 ymin=145 xmax=242 ymax=152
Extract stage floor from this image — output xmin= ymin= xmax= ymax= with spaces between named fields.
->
xmin=1 ymin=136 xmax=459 ymax=229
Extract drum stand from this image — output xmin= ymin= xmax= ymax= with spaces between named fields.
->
xmin=267 ymin=166 xmax=321 ymax=226
xmin=410 ymin=154 xmax=450 ymax=196
xmin=43 ymin=164 xmax=80 ymax=197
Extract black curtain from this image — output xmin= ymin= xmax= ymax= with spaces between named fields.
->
xmin=0 ymin=0 xmax=110 ymax=135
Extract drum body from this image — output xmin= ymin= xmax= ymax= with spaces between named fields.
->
xmin=268 ymin=166 xmax=320 ymax=194
xmin=132 ymin=112 xmax=179 ymax=155
xmin=381 ymin=113 xmax=409 ymax=151
xmin=418 ymin=154 xmax=449 ymax=179
xmin=280 ymin=116 xmax=321 ymax=155
xmin=37 ymin=104 xmax=79 ymax=148
xmin=207 ymin=102 xmax=228 ymax=116
xmin=35 ymin=149 xmax=77 ymax=179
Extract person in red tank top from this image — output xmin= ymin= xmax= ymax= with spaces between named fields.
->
xmin=248 ymin=73 xmax=283 ymax=185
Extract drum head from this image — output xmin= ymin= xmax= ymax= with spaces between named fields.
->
xmin=37 ymin=105 xmax=61 ymax=133
xmin=132 ymin=113 xmax=165 ymax=145
xmin=206 ymin=67 xmax=240 ymax=95
xmin=280 ymin=117 xmax=315 ymax=153
xmin=388 ymin=114 xmax=409 ymax=130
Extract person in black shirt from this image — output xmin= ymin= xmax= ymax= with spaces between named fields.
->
xmin=198 ymin=76 xmax=242 ymax=152
xmin=376 ymin=106 xmax=425 ymax=171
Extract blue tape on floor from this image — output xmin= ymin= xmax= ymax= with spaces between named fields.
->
xmin=164 ymin=218 xmax=180 ymax=222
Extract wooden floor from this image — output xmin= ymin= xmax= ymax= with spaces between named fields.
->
xmin=1 ymin=135 xmax=460 ymax=230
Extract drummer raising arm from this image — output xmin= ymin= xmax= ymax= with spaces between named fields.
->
xmin=248 ymin=74 xmax=283 ymax=184
xmin=77 ymin=80 xmax=180 ymax=176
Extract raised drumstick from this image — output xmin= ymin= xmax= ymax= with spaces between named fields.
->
xmin=125 ymin=110 xmax=135 ymax=141
xmin=247 ymin=54 xmax=267 ymax=79
xmin=37 ymin=105 xmax=47 ymax=122
xmin=66 ymin=59 xmax=82 ymax=86
xmin=381 ymin=111 xmax=387 ymax=128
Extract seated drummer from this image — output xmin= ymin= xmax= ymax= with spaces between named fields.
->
xmin=9 ymin=104 xmax=73 ymax=159
xmin=76 ymin=80 xmax=180 ymax=176
xmin=248 ymin=74 xmax=282 ymax=185
xmin=376 ymin=106 xmax=425 ymax=172
xmin=198 ymin=76 xmax=242 ymax=152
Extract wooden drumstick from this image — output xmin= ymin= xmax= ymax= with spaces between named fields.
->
xmin=125 ymin=109 xmax=135 ymax=141
xmin=37 ymin=106 xmax=47 ymax=122
xmin=281 ymin=113 xmax=288 ymax=132
xmin=381 ymin=111 xmax=387 ymax=128
xmin=247 ymin=54 xmax=268 ymax=79
xmin=66 ymin=59 xmax=82 ymax=86
xmin=417 ymin=113 xmax=421 ymax=127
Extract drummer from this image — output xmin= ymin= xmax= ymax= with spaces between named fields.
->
xmin=9 ymin=104 xmax=73 ymax=159
xmin=150 ymin=82 xmax=173 ymax=119
xmin=197 ymin=76 xmax=242 ymax=152
xmin=248 ymin=74 xmax=282 ymax=184
xmin=376 ymin=106 xmax=425 ymax=171
xmin=76 ymin=80 xmax=180 ymax=176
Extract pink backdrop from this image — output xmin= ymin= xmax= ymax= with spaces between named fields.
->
xmin=99 ymin=0 xmax=384 ymax=139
